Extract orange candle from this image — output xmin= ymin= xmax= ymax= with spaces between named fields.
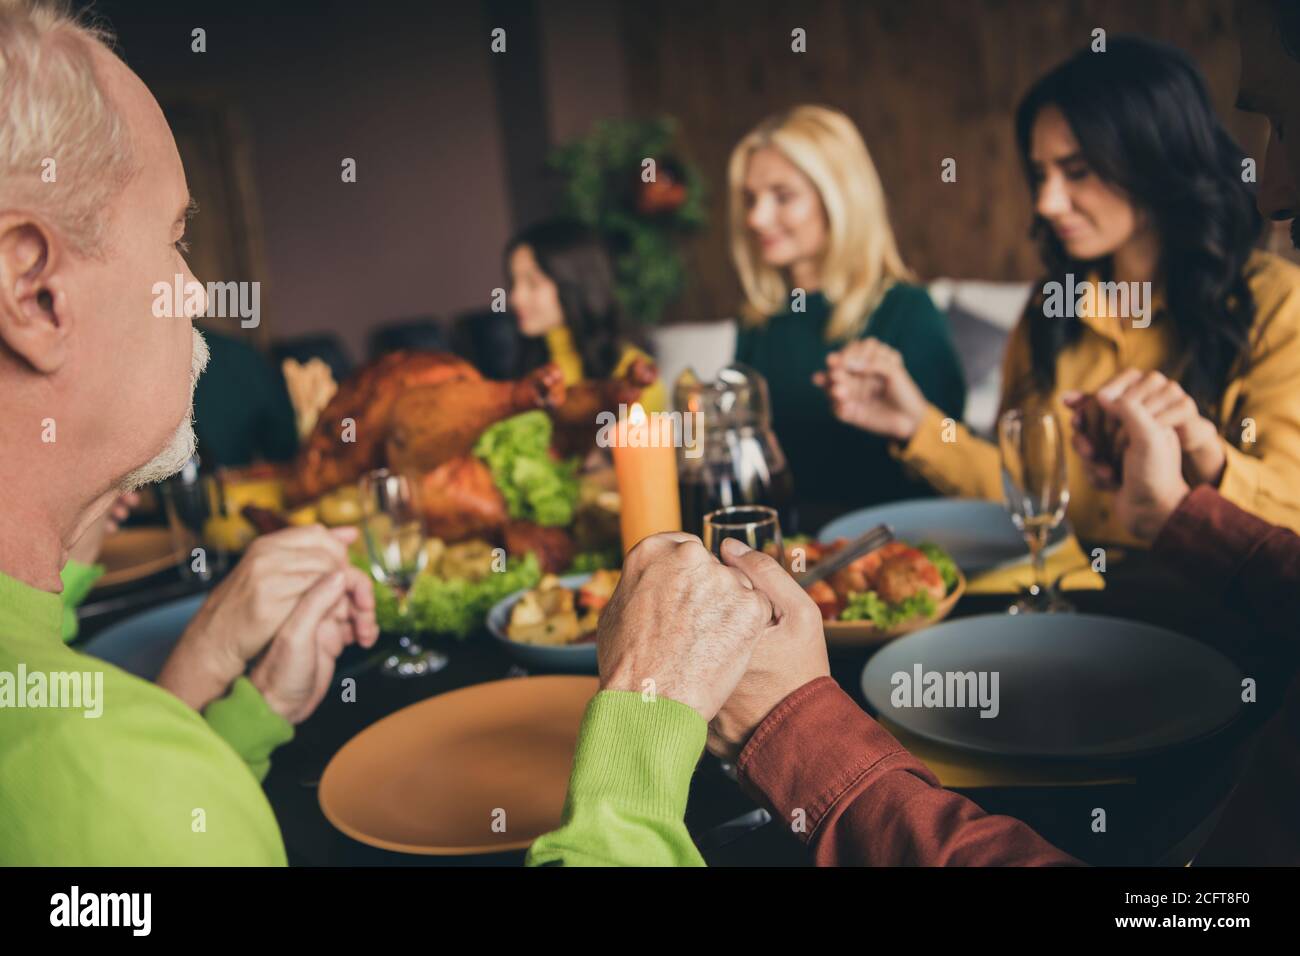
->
xmin=612 ymin=402 xmax=681 ymax=553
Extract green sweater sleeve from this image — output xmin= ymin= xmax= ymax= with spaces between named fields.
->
xmin=0 ymin=666 xmax=288 ymax=865
xmin=59 ymin=559 xmax=104 ymax=644
xmin=526 ymin=690 xmax=707 ymax=867
xmin=203 ymin=676 xmax=295 ymax=782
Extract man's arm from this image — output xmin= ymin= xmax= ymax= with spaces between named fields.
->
xmin=526 ymin=691 xmax=705 ymax=867
xmin=1153 ymin=485 xmax=1300 ymax=657
xmin=737 ymin=678 xmax=1080 ymax=867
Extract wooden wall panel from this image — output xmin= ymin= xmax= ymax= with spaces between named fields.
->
xmin=620 ymin=0 xmax=1260 ymax=322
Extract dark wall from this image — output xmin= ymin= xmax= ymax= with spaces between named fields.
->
xmin=621 ymin=0 xmax=1270 ymax=322
xmin=83 ymin=0 xmax=620 ymax=359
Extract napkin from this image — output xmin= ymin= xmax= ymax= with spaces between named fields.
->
xmin=964 ymin=533 xmax=1104 ymax=595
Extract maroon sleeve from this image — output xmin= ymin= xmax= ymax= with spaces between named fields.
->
xmin=1153 ymin=486 xmax=1300 ymax=659
xmin=736 ymin=677 xmax=1081 ymax=867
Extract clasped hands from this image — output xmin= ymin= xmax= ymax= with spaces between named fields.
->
xmin=156 ymin=525 xmax=379 ymax=724
xmin=597 ymin=532 xmax=830 ymax=762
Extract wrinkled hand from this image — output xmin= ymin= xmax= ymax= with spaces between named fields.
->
xmin=1095 ymin=385 xmax=1191 ymax=542
xmin=597 ymin=532 xmax=774 ymax=721
xmin=249 ymin=566 xmax=379 ymax=724
xmin=708 ymin=538 xmax=830 ymax=761
xmin=157 ymin=525 xmax=378 ymax=711
xmin=66 ymin=491 xmax=140 ymax=566
xmin=813 ymin=338 xmax=927 ymax=442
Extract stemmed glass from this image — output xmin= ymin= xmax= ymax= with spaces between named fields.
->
xmin=359 ymin=469 xmax=447 ymax=677
xmin=701 ymin=505 xmax=784 ymax=565
xmin=998 ymin=407 xmax=1072 ymax=614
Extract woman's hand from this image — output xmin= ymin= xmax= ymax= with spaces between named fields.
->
xmin=812 ymin=338 xmax=928 ymax=442
xmin=1093 ymin=370 xmax=1226 ymax=487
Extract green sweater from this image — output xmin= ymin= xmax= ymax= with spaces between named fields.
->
xmin=0 ymin=568 xmax=292 ymax=864
xmin=735 ymin=283 xmax=965 ymax=529
xmin=527 ymin=691 xmax=707 ymax=867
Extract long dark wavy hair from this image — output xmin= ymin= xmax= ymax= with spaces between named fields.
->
xmin=1014 ymin=37 xmax=1262 ymax=418
xmin=505 ymin=219 xmax=641 ymax=380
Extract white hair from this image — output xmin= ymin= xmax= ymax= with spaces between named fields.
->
xmin=118 ymin=328 xmax=210 ymax=491
xmin=0 ymin=0 xmax=137 ymax=255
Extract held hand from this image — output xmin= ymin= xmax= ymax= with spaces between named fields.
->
xmin=708 ymin=538 xmax=830 ymax=761
xmin=1095 ymin=387 xmax=1191 ymax=543
xmin=157 ymin=525 xmax=376 ymax=710
xmin=597 ymin=532 xmax=775 ymax=721
xmin=250 ymin=566 xmax=379 ymax=724
xmin=66 ymin=491 xmax=140 ymax=566
xmin=1095 ymin=370 xmax=1226 ymax=487
xmin=813 ymin=338 xmax=927 ymax=442
xmin=1063 ymin=391 xmax=1122 ymax=491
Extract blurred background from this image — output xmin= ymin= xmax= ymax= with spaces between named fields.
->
xmin=80 ymin=0 xmax=1279 ymax=413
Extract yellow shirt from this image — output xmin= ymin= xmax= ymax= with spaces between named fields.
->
xmin=894 ymin=251 xmax=1300 ymax=546
xmin=544 ymin=325 xmax=667 ymax=414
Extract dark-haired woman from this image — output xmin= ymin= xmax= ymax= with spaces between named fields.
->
xmin=506 ymin=219 xmax=666 ymax=419
xmin=818 ymin=36 xmax=1300 ymax=544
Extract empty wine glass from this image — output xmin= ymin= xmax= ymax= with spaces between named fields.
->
xmin=998 ymin=408 xmax=1072 ymax=614
xmin=359 ymin=469 xmax=446 ymax=677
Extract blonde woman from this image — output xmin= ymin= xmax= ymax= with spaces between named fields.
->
xmin=730 ymin=105 xmax=964 ymax=527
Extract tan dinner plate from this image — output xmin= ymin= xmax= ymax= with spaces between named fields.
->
xmin=822 ymin=570 xmax=966 ymax=649
xmin=319 ymin=675 xmax=598 ymax=855
xmin=93 ymin=527 xmax=185 ymax=590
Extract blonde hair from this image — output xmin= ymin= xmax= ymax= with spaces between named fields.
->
xmin=0 ymin=0 xmax=136 ymax=256
xmin=728 ymin=104 xmax=911 ymax=342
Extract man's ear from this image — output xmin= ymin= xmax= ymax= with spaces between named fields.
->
xmin=0 ymin=214 xmax=70 ymax=373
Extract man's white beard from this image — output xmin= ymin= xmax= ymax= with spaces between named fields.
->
xmin=119 ymin=328 xmax=210 ymax=491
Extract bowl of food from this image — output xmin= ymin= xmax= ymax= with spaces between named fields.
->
xmin=795 ymin=539 xmax=965 ymax=648
xmin=486 ymin=571 xmax=621 ymax=673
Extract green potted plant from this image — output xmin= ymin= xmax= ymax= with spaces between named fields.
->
xmin=549 ymin=116 xmax=707 ymax=327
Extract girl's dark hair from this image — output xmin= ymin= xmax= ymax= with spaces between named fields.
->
xmin=505 ymin=219 xmax=639 ymax=380
xmin=1014 ymin=36 xmax=1262 ymax=417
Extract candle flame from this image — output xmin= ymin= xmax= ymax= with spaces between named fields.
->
xmin=628 ymin=402 xmax=647 ymax=427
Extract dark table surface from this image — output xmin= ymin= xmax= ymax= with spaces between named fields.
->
xmin=77 ymin=539 xmax=1270 ymax=867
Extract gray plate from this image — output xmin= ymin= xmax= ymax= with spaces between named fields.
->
xmin=79 ymin=594 xmax=203 ymax=680
xmin=819 ymin=498 xmax=1069 ymax=576
xmin=861 ymin=613 xmax=1243 ymax=759
xmin=486 ymin=573 xmax=598 ymax=674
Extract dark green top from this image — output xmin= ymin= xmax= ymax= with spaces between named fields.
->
xmin=735 ymin=283 xmax=966 ymax=532
xmin=193 ymin=330 xmax=299 ymax=469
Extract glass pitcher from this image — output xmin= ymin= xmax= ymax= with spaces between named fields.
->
xmin=674 ymin=363 xmax=796 ymax=537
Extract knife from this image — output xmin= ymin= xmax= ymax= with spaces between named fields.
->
xmin=794 ymin=523 xmax=894 ymax=590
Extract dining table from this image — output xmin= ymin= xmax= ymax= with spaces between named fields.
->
xmin=75 ymin=531 xmax=1270 ymax=867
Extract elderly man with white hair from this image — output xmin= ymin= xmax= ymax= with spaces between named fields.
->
xmin=0 ymin=0 xmax=378 ymax=863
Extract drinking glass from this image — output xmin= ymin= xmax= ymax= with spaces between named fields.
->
xmin=701 ymin=505 xmax=784 ymax=565
xmin=359 ymin=469 xmax=446 ymax=677
xmin=998 ymin=408 xmax=1072 ymax=614
xmin=158 ymin=456 xmax=229 ymax=584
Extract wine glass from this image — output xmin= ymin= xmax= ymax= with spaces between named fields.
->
xmin=359 ymin=469 xmax=447 ymax=677
xmin=998 ymin=408 xmax=1072 ymax=614
xmin=701 ymin=505 xmax=784 ymax=565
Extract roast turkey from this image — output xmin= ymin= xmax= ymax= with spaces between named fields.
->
xmin=284 ymin=348 xmax=657 ymax=566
